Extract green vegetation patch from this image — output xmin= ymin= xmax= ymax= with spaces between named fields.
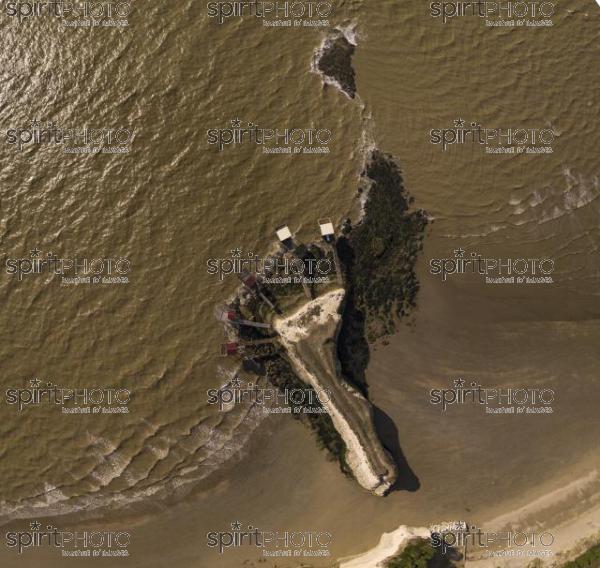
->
xmin=337 ymin=150 xmax=428 ymax=392
xmin=562 ymin=542 xmax=600 ymax=568
xmin=385 ymin=538 xmax=460 ymax=568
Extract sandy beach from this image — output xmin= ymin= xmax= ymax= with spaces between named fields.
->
xmin=334 ymin=468 xmax=600 ymax=567
xmin=338 ymin=525 xmax=431 ymax=568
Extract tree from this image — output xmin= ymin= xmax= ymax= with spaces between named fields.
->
xmin=386 ymin=539 xmax=436 ymax=568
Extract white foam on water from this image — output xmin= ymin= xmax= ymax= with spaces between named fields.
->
xmin=0 ymin=401 xmax=269 ymax=526
xmin=336 ymin=22 xmax=359 ymax=46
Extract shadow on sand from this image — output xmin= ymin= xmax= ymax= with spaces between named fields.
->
xmin=336 ymin=231 xmax=420 ymax=494
xmin=373 ymin=405 xmax=420 ymax=493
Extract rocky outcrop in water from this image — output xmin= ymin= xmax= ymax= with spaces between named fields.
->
xmin=337 ymin=150 xmax=429 ymax=393
xmin=314 ymin=31 xmax=357 ymax=98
